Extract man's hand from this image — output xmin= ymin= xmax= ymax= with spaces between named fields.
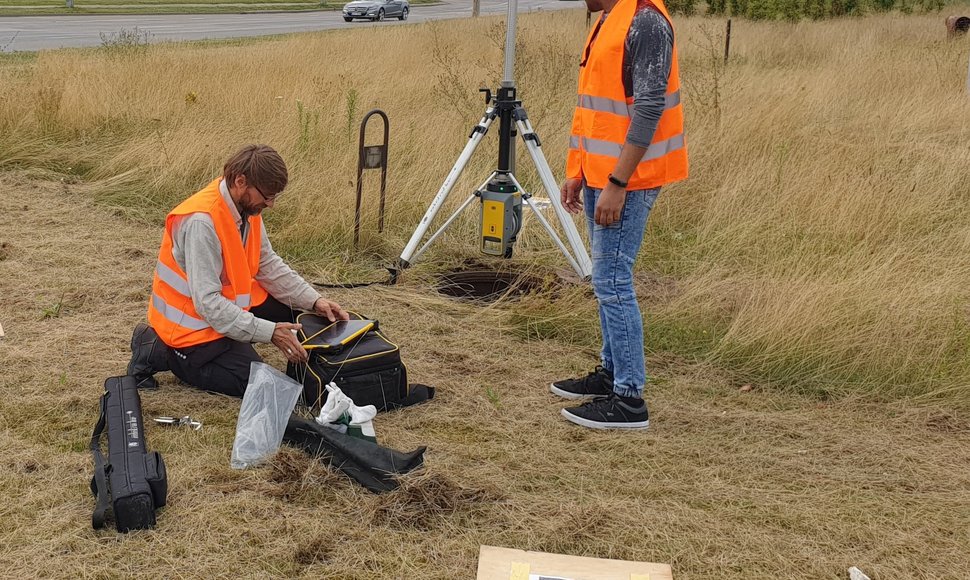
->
xmin=272 ymin=322 xmax=308 ymax=364
xmin=313 ymin=298 xmax=349 ymax=323
xmin=560 ymin=178 xmax=584 ymax=215
xmin=594 ymin=182 xmax=627 ymax=226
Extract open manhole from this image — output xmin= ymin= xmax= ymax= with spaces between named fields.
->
xmin=435 ymin=269 xmax=545 ymax=303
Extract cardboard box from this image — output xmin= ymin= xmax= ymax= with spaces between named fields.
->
xmin=476 ymin=546 xmax=673 ymax=580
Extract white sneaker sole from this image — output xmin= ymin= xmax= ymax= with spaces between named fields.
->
xmin=560 ymin=408 xmax=650 ymax=430
xmin=549 ymin=383 xmax=605 ymax=400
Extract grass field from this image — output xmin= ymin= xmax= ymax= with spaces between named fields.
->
xmin=1 ymin=8 xmax=969 ymax=579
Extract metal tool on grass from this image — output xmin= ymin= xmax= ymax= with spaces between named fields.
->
xmin=154 ymin=416 xmax=203 ymax=430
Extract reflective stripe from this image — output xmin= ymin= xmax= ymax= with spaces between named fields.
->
xmin=571 ymin=133 xmax=685 ymax=161
xmin=151 ymin=293 xmax=211 ymax=331
xmin=576 ymin=90 xmax=681 ymax=117
xmin=569 ymin=135 xmax=581 ymax=150
xmin=577 ymin=94 xmax=632 ymax=117
xmin=640 ymin=133 xmax=685 ymax=161
xmin=665 ymin=90 xmax=681 ymax=110
xmin=155 ymin=260 xmax=191 ymax=297
xmin=156 ymin=261 xmax=252 ymax=308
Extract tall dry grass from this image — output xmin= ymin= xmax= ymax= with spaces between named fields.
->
xmin=1 ymin=11 xmax=968 ymax=403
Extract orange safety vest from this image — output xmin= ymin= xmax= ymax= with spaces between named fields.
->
xmin=147 ymin=178 xmax=269 ymax=348
xmin=566 ymin=0 xmax=688 ymax=190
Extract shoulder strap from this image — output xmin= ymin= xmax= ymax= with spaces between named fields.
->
xmin=90 ymin=391 xmax=111 ymax=530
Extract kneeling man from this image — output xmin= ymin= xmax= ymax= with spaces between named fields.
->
xmin=127 ymin=144 xmax=349 ymax=396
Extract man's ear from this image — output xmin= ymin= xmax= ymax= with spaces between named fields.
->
xmin=234 ymin=174 xmax=248 ymax=190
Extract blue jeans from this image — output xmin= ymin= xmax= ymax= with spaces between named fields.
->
xmin=584 ymin=185 xmax=660 ymax=398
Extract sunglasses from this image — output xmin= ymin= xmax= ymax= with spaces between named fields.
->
xmin=250 ymin=184 xmax=280 ymax=202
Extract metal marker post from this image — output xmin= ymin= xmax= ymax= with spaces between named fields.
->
xmin=355 ymin=110 xmax=389 ymax=249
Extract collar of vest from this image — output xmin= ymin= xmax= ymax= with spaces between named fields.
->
xmin=218 ymin=178 xmax=245 ymax=230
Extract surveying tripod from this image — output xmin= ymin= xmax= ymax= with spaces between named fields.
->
xmin=397 ymin=0 xmax=592 ymax=280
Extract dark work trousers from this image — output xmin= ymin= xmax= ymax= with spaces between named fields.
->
xmin=166 ymin=296 xmax=299 ymax=397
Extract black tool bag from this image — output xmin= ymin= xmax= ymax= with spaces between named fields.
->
xmin=283 ymin=415 xmax=426 ymax=493
xmin=90 ymin=375 xmax=168 ymax=532
xmin=287 ymin=312 xmax=434 ymax=413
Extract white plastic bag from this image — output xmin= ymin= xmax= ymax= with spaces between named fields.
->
xmin=230 ymin=362 xmax=303 ymax=469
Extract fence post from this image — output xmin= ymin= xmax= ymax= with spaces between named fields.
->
xmin=724 ymin=19 xmax=732 ymax=65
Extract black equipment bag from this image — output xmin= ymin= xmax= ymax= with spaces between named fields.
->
xmin=287 ymin=312 xmax=434 ymax=413
xmin=283 ymin=415 xmax=426 ymax=493
xmin=90 ymin=375 xmax=168 ymax=532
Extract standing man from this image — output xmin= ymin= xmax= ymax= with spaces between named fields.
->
xmin=551 ymin=0 xmax=687 ymax=429
xmin=127 ymin=144 xmax=349 ymax=397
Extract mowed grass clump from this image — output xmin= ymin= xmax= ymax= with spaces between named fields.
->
xmin=2 ymin=11 xmax=966 ymax=402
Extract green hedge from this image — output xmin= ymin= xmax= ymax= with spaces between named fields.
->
xmin=705 ymin=0 xmax=944 ymax=20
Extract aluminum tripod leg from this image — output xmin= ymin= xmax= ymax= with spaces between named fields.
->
xmin=399 ymin=108 xmax=496 ymax=267
xmin=515 ymin=117 xmax=593 ymax=279
xmin=410 ymin=174 xmax=496 ymax=263
xmin=507 ymin=173 xmax=584 ymax=276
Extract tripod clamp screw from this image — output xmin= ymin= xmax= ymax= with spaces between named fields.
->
xmin=479 ymin=88 xmax=492 ymax=105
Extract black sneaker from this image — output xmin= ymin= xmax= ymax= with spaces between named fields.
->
xmin=561 ymin=395 xmax=650 ymax=430
xmin=126 ymin=323 xmax=170 ymax=390
xmin=549 ymin=366 xmax=614 ymax=399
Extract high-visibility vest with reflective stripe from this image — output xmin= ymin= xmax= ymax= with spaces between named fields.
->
xmin=566 ymin=0 xmax=688 ymax=190
xmin=147 ymin=178 xmax=269 ymax=348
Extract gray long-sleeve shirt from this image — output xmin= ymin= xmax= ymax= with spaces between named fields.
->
xmin=603 ymin=1 xmax=674 ymax=148
xmin=170 ymin=179 xmax=321 ymax=344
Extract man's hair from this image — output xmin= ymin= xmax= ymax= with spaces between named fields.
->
xmin=223 ymin=144 xmax=288 ymax=196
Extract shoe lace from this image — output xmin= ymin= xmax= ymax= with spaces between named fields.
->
xmin=584 ymin=394 xmax=617 ymax=412
xmin=580 ymin=365 xmax=607 ymax=388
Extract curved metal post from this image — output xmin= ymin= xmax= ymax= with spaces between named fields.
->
xmin=355 ymin=109 xmax=390 ymax=249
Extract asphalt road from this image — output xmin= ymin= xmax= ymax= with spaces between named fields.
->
xmin=0 ymin=0 xmax=583 ymax=52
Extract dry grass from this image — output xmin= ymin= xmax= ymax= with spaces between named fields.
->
xmin=2 ymin=9 xmax=970 ymax=579
xmin=1 ymin=9 xmax=968 ymax=402
xmin=2 ymin=173 xmax=970 ymax=578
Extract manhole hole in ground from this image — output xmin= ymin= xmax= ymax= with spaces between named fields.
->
xmin=435 ymin=269 xmax=546 ymax=303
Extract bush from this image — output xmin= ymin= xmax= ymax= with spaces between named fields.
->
xmin=666 ymin=0 xmax=699 ymax=15
xmin=705 ymin=0 xmax=941 ymax=20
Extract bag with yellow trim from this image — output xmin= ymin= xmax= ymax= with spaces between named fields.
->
xmin=287 ymin=312 xmax=434 ymax=413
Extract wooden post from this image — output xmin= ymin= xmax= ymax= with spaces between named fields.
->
xmin=724 ymin=18 xmax=732 ymax=65
xmin=472 ymin=0 xmax=480 ymax=17
xmin=586 ymin=10 xmax=591 ymax=26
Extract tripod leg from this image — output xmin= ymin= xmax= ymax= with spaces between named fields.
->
xmin=399 ymin=109 xmax=496 ymax=268
xmin=514 ymin=116 xmax=593 ymax=279
xmin=517 ymin=181 xmax=585 ymax=276
xmin=411 ymin=173 xmax=495 ymax=262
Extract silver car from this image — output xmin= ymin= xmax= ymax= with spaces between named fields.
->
xmin=342 ymin=0 xmax=409 ymax=21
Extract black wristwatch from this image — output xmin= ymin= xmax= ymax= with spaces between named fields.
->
xmin=608 ymin=174 xmax=628 ymax=188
